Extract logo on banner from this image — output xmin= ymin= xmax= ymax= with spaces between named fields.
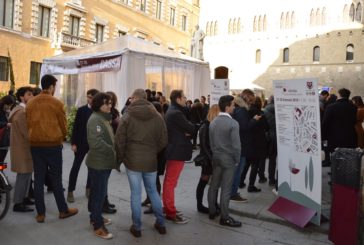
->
xmin=306 ymin=81 xmax=313 ymax=89
xmin=76 ymin=55 xmax=122 ymax=73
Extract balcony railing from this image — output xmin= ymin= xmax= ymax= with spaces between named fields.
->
xmin=61 ymin=32 xmax=95 ymax=48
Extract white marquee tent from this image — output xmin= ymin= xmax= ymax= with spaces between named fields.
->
xmin=41 ymin=35 xmax=211 ymax=108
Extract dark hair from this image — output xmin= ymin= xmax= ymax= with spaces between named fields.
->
xmin=170 ymin=90 xmax=184 ymax=104
xmin=152 ymin=101 xmax=163 ymax=115
xmin=352 ymin=96 xmax=364 ymax=107
xmin=157 ymin=91 xmax=163 ymax=97
xmin=106 ymin=91 xmax=118 ymax=108
xmin=151 ymin=90 xmax=156 ymax=96
xmin=218 ymin=95 xmax=234 ymax=112
xmin=87 ymin=88 xmax=99 ymax=97
xmin=255 ymin=96 xmax=263 ymax=111
xmin=33 ymin=87 xmax=42 ymax=96
xmin=320 ymin=90 xmax=329 ymax=96
xmin=338 ymin=88 xmax=351 ymax=99
xmin=0 ymin=95 xmax=15 ymax=111
xmin=16 ymin=86 xmax=33 ymax=102
xmin=145 ymin=89 xmax=152 ymax=97
xmin=124 ymin=97 xmax=131 ymax=106
xmin=41 ymin=74 xmax=57 ymax=89
xmin=194 ymin=98 xmax=200 ymax=103
xmin=241 ymin=89 xmax=254 ymax=97
xmin=91 ymin=92 xmax=111 ymax=112
xmin=201 ymin=96 xmax=206 ymax=100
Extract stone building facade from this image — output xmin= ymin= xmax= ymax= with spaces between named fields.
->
xmin=200 ymin=0 xmax=364 ymax=96
xmin=0 ymin=0 xmax=200 ymax=92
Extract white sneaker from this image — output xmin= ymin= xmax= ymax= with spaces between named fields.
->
xmin=272 ymin=188 xmax=278 ymax=196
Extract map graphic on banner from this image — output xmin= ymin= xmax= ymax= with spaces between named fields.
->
xmin=273 ymin=78 xmax=322 ymax=225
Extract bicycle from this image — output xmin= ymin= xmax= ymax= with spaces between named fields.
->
xmin=0 ymin=161 xmax=11 ymax=220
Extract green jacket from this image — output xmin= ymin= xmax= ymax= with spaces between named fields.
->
xmin=86 ymin=111 xmax=117 ymax=170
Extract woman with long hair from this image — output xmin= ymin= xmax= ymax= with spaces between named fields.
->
xmin=106 ymin=91 xmax=120 ymax=134
xmin=195 ymin=104 xmax=220 ymax=213
xmin=352 ymin=96 xmax=364 ymax=148
xmin=0 ymin=95 xmax=16 ymax=162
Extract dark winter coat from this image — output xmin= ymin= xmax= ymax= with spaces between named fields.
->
xmin=245 ymin=105 xmax=269 ymax=159
xmin=165 ymin=103 xmax=196 ymax=161
xmin=232 ymin=105 xmax=250 ymax=156
xmin=263 ymin=103 xmax=277 ymax=155
xmin=199 ymin=120 xmax=212 ymax=160
xmin=322 ymin=98 xmax=357 ymax=152
xmin=71 ymin=104 xmax=92 ymax=151
xmin=115 ymin=99 xmax=167 ymax=172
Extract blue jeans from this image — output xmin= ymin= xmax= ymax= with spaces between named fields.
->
xmin=231 ymin=156 xmax=246 ymax=197
xmin=88 ymin=167 xmax=111 ymax=230
xmin=31 ymin=146 xmax=68 ymax=215
xmin=126 ymin=168 xmax=164 ymax=231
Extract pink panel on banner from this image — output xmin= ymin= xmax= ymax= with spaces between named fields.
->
xmin=268 ymin=196 xmax=316 ymax=228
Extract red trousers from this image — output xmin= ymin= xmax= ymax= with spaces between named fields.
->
xmin=162 ymin=160 xmax=184 ymax=218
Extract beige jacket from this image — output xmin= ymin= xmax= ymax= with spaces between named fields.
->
xmin=9 ymin=105 xmax=33 ymax=173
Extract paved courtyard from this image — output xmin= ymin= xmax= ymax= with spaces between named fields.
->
xmin=0 ymin=143 xmax=331 ymax=245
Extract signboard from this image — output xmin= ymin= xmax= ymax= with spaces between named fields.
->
xmin=210 ymin=79 xmax=229 ymax=105
xmin=273 ymin=78 xmax=322 ymax=226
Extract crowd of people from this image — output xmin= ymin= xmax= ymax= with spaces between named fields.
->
xmin=0 ymin=74 xmax=363 ymax=240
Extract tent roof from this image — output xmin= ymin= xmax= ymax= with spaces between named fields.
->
xmin=44 ymin=35 xmax=207 ymax=65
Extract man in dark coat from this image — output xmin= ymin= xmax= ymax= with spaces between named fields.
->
xmin=67 ymin=89 xmax=99 ymax=203
xmin=322 ymin=88 xmax=357 ymax=153
xmin=163 ymin=90 xmax=196 ymax=224
xmin=263 ymin=96 xmax=277 ymax=186
xmin=230 ymin=96 xmax=249 ymax=202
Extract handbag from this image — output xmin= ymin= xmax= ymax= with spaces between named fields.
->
xmin=193 ymin=153 xmax=209 ymax=167
xmin=0 ymin=127 xmax=10 ymax=147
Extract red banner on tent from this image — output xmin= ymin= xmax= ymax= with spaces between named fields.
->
xmin=76 ymin=55 xmax=122 ymax=73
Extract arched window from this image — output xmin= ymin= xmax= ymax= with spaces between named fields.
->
xmin=256 ymin=49 xmax=261 ymax=64
xmin=310 ymin=9 xmax=315 ymax=26
xmin=285 ymin=12 xmax=290 ymax=29
xmin=349 ymin=3 xmax=355 ymax=21
xmin=228 ymin=19 xmax=233 ymax=34
xmin=214 ymin=66 xmax=229 ymax=79
xmin=322 ymin=8 xmax=327 ymax=25
xmin=210 ymin=21 xmax=214 ymax=35
xmin=316 ymin=8 xmax=321 ymax=26
xmin=291 ymin=12 xmax=295 ymax=28
xmin=346 ymin=44 xmax=354 ymax=61
xmin=258 ymin=16 xmax=262 ymax=31
xmin=233 ymin=18 xmax=237 ymax=33
xmin=263 ymin=15 xmax=267 ymax=31
xmin=356 ymin=3 xmax=362 ymax=22
xmin=313 ymin=46 xmax=320 ymax=62
xmin=283 ymin=48 xmax=289 ymax=63
xmin=214 ymin=21 xmax=218 ymax=35
xmin=206 ymin=22 xmax=210 ymax=36
xmin=253 ymin=16 xmax=257 ymax=32
xmin=280 ymin=13 xmax=285 ymax=29
xmin=343 ymin=4 xmax=349 ymax=23
xmin=237 ymin=18 xmax=241 ymax=33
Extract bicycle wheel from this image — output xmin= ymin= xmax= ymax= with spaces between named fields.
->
xmin=0 ymin=172 xmax=11 ymax=220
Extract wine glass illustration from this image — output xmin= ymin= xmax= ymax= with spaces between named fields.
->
xmin=289 ymin=159 xmax=300 ymax=191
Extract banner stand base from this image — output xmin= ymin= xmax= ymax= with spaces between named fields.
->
xmin=268 ymin=196 xmax=316 ymax=228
